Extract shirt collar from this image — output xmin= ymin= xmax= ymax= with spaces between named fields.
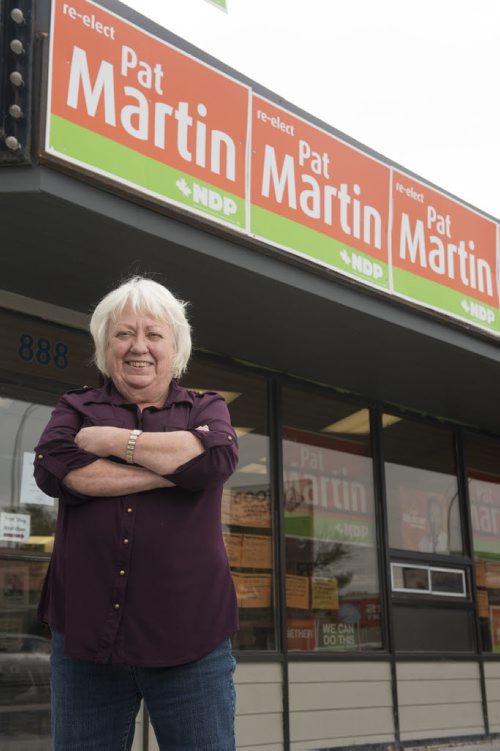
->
xmin=80 ymin=379 xmax=195 ymax=409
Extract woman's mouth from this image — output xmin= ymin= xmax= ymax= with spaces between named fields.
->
xmin=126 ymin=360 xmax=152 ymax=368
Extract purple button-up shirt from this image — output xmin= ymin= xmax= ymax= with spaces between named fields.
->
xmin=34 ymin=380 xmax=239 ymax=666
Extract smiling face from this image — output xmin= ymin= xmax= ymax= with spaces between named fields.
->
xmin=105 ymin=302 xmax=176 ymax=407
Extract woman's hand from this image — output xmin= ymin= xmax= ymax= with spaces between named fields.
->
xmin=75 ymin=426 xmax=129 ymax=458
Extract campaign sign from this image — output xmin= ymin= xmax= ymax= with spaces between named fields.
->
xmin=46 ymin=0 xmax=250 ymax=229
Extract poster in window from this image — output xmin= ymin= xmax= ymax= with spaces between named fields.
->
xmin=282 ymin=429 xmax=376 ymax=545
xmin=469 ymin=474 xmax=500 ymax=556
xmin=399 ymin=487 xmax=449 ymax=553
xmin=287 ymin=618 xmax=316 ymax=650
xmin=286 ymin=575 xmax=309 ymax=610
xmin=241 ymin=534 xmax=272 ymax=569
xmin=478 ymin=590 xmax=489 ymax=619
xmin=232 ymin=573 xmax=272 ymax=608
xmin=316 ymin=617 xmax=358 ymax=650
xmin=475 ymin=559 xmax=487 ymax=587
xmin=490 ymin=606 xmax=500 ymax=653
xmin=311 ymin=577 xmax=339 ymax=610
xmin=485 ymin=561 xmax=500 ymax=589
xmin=223 ymin=533 xmax=243 ymax=567
xmin=0 ymin=564 xmax=29 ymax=608
xmin=222 ymin=487 xmax=271 ymax=528
xmin=20 ymin=452 xmax=55 ymax=507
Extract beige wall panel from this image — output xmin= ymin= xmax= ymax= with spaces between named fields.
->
xmin=236 ymin=682 xmax=283 ymax=715
xmin=398 ymin=703 xmax=484 ymax=736
xmin=485 ymin=661 xmax=500 ymax=726
xmin=398 ymin=678 xmax=481 ymax=706
xmin=487 ymin=700 xmax=500 ymax=730
xmin=289 ymin=661 xmax=390 ymax=684
xmin=397 ymin=661 xmax=480 ymax=681
xmin=147 ymin=717 xmax=286 ymax=751
xmin=400 ymin=726 xmax=485 ymax=743
xmin=290 ymin=680 xmax=392 ymax=712
xmin=290 ymin=733 xmax=394 ymax=751
xmin=397 ymin=661 xmax=484 ymax=741
xmin=235 ymin=663 xmax=282 ymax=685
xmin=236 ymin=714 xmax=284 ymax=746
xmin=484 ymin=662 xmax=500 ymax=679
xmin=487 ymin=682 xmax=500 ymax=703
xmin=290 ymin=707 xmax=394 ymax=742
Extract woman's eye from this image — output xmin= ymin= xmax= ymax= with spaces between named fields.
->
xmin=116 ymin=331 xmax=132 ymax=338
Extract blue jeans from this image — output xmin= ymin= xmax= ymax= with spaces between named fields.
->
xmin=50 ymin=631 xmax=236 ymax=750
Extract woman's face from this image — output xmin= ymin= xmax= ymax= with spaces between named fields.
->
xmin=105 ymin=303 xmax=176 ymax=401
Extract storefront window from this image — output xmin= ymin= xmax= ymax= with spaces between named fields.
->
xmin=0 ymin=310 xmax=99 ymax=749
xmin=282 ymin=387 xmax=383 ymax=652
xmin=464 ymin=432 xmax=500 ymax=653
xmin=384 ymin=416 xmax=474 ymax=652
xmin=0 ymin=396 xmax=56 ymax=750
xmin=384 ymin=416 xmax=462 ymax=555
xmin=182 ymin=358 xmax=275 ymax=651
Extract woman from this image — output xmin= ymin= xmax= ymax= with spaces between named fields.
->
xmin=34 ymin=276 xmax=239 ymax=750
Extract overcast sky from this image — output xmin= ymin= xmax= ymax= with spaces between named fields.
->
xmin=118 ymin=0 xmax=499 ymax=220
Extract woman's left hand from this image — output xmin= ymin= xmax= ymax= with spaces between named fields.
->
xmin=75 ymin=426 xmax=128 ymax=457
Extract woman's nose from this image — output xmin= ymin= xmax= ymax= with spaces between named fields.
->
xmin=130 ymin=333 xmax=148 ymax=352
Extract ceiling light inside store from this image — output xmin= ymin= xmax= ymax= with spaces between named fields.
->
xmin=322 ymin=409 xmax=401 ymax=434
xmin=187 ymin=389 xmax=241 ymax=404
xmin=238 ymin=462 xmax=268 ymax=475
xmin=234 ymin=427 xmax=255 ymax=437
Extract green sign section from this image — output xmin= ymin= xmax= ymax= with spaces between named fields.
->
xmin=285 ymin=512 xmax=375 ymax=545
xmin=205 ymin=0 xmax=228 ymax=10
xmin=49 ymin=115 xmax=245 ymax=229
xmin=393 ymin=266 xmax=500 ymax=334
xmin=252 ymin=205 xmax=389 ymax=289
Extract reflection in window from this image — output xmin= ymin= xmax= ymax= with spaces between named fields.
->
xmin=464 ymin=432 xmax=500 ymax=653
xmin=182 ymin=359 xmax=275 ymax=651
xmin=0 ymin=398 xmax=58 ymax=549
xmin=383 ymin=416 xmax=462 ymax=555
xmin=282 ymin=387 xmax=382 ymax=652
xmin=0 ymin=397 xmax=55 ymax=748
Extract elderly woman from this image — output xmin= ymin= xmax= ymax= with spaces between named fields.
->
xmin=34 ymin=276 xmax=239 ymax=751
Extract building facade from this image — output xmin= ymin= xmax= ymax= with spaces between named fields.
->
xmin=1 ymin=1 xmax=500 ymax=749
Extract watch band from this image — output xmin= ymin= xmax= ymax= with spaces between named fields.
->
xmin=126 ymin=429 xmax=143 ymax=464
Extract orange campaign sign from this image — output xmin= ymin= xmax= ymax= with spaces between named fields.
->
xmin=391 ymin=171 xmax=500 ymax=333
xmin=44 ymin=0 xmax=500 ymax=340
xmin=46 ymin=0 xmax=250 ymax=229
xmin=250 ymin=94 xmax=392 ymax=289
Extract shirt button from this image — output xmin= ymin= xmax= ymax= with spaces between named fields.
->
xmin=123 ymin=538 xmax=129 ymax=545
xmin=127 ymin=507 xmax=133 ymax=513
xmin=227 ymin=435 xmax=232 ymax=441
xmin=119 ymin=570 xmax=125 ymax=576
xmin=114 ymin=603 xmax=120 ymax=609
xmin=37 ymin=454 xmax=44 ymax=459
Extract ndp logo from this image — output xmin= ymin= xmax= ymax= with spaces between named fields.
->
xmin=176 ymin=178 xmax=237 ymax=217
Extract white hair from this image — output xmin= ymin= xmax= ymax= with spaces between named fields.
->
xmin=90 ymin=276 xmax=192 ymax=378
